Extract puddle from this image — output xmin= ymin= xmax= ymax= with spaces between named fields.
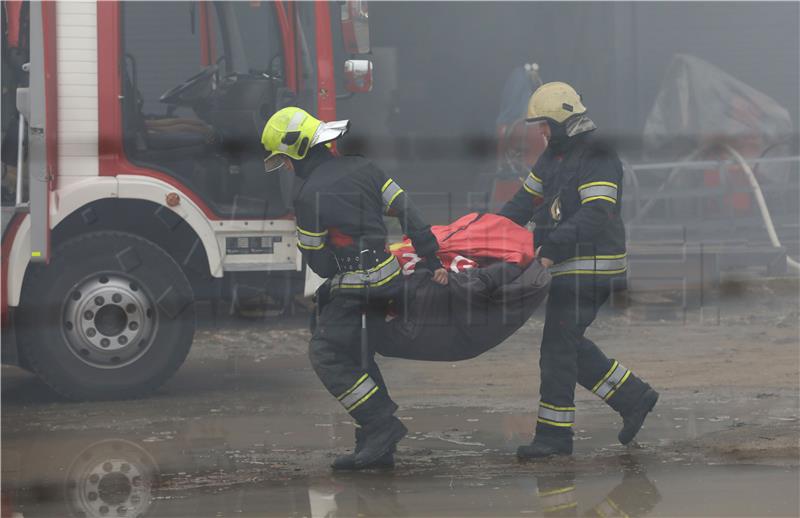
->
xmin=2 ymin=401 xmax=797 ymax=517
xmin=2 ymin=439 xmax=797 ymax=517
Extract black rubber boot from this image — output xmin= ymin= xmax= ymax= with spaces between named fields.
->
xmin=331 ymin=427 xmax=395 ymax=470
xmin=618 ymin=388 xmax=659 ymax=445
xmin=517 ymin=433 xmax=573 ymax=461
xmin=353 ymin=416 xmax=407 ymax=469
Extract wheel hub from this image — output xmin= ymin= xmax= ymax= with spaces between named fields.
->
xmin=94 ymin=304 xmax=128 ymax=338
xmin=63 ymin=274 xmax=156 ymax=369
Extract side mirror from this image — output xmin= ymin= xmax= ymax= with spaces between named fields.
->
xmin=344 ymin=59 xmax=373 ymax=93
xmin=340 ymin=1 xmax=370 ymax=54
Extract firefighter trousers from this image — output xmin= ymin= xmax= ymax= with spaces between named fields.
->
xmin=535 ymin=276 xmax=650 ymax=437
xmin=309 ymin=294 xmax=398 ymax=426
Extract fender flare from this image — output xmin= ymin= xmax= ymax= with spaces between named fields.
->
xmin=6 ymin=176 xmax=223 ymax=308
xmin=115 ymin=175 xmax=223 ymax=277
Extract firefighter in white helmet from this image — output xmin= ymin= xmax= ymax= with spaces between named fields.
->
xmin=261 ymin=107 xmax=447 ymax=470
xmin=499 ymin=82 xmax=659 ymax=459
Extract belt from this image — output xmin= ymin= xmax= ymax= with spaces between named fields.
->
xmin=334 ymin=248 xmax=390 ymax=273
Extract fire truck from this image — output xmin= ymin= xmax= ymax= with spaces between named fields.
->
xmin=0 ymin=1 xmax=373 ymax=399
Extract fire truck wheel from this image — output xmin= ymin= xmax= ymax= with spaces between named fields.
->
xmin=17 ymin=231 xmax=195 ymax=400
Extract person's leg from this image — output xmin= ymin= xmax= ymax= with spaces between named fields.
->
xmin=309 ymin=297 xmax=397 ymax=424
xmin=518 ymin=275 xmax=645 ymax=458
xmin=518 ymin=279 xmax=583 ymax=459
xmin=535 ymin=282 xmax=582 ymax=436
xmin=309 ymin=296 xmax=405 ymax=469
xmin=572 ymin=282 xmax=659 ymax=444
xmin=330 ymin=351 xmax=399 ymax=470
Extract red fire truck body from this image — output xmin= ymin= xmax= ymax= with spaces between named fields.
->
xmin=1 ymin=1 xmax=372 ymax=398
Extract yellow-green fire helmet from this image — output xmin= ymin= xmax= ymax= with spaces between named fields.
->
xmin=261 ymin=106 xmax=350 ymax=160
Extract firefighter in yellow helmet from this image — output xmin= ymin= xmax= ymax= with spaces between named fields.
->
xmin=262 ymin=107 xmax=448 ymax=470
xmin=499 ymin=83 xmax=659 ymax=459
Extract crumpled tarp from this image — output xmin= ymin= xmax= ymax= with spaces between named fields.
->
xmin=643 ymin=54 xmax=793 ymax=161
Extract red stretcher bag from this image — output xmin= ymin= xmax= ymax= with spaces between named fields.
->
xmin=389 ymin=212 xmax=535 ymax=274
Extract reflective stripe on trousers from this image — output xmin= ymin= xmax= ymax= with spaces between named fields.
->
xmin=592 ymin=360 xmax=631 ymax=400
xmin=537 ymin=401 xmax=575 ymax=428
xmin=337 ymin=373 xmax=380 ymax=413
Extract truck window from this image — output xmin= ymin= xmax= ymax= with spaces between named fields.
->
xmin=229 ymin=2 xmax=281 ymax=76
xmin=120 ymin=1 xmax=290 ymax=220
xmin=1 ymin=1 xmax=29 ymax=207
xmin=122 ymin=2 xmax=204 ymax=118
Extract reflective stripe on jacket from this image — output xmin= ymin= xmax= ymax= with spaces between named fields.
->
xmin=498 ymin=133 xmax=626 ymax=278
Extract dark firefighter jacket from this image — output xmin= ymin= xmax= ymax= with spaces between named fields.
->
xmin=499 ymin=132 xmax=627 ymax=279
xmin=293 ymin=151 xmax=442 ymax=291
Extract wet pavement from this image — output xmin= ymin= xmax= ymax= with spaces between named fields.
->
xmin=3 ymin=393 xmax=798 ymax=517
xmin=3 ymin=284 xmax=799 ymax=517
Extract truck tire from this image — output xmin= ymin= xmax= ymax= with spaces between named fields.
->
xmin=17 ymin=231 xmax=195 ymax=400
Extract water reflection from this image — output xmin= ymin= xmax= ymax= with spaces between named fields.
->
xmin=64 ymin=439 xmax=159 ymax=518
xmin=5 ymin=430 xmax=797 ymax=517
xmin=534 ymin=456 xmax=660 ymax=517
xmin=308 ymin=455 xmax=661 ymax=518
xmin=6 ymin=435 xmax=664 ymax=517
xmin=2 ymin=438 xmax=160 ymax=518
xmin=308 ymin=475 xmax=406 ymax=517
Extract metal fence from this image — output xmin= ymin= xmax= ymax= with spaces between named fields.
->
xmin=623 ymin=155 xmax=800 ymax=247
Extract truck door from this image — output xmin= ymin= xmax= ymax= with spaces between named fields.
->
xmin=2 ymin=1 xmax=51 ymax=264
xmin=118 ymin=1 xmax=291 ymax=220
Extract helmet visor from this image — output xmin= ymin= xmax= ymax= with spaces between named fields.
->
xmin=311 ymin=119 xmax=350 ymax=147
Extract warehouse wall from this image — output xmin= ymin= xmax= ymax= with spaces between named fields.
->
xmin=339 ymin=1 xmax=799 ymax=199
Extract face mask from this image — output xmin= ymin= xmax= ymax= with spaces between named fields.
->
xmin=263 ymin=154 xmax=294 ymax=175
xmin=565 ymin=114 xmax=597 ymax=137
xmin=546 ymin=121 xmax=569 ymax=151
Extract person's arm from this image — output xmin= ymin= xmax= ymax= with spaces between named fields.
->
xmin=377 ymin=171 xmax=447 ymax=284
xmin=498 ymin=167 xmax=545 ymax=226
xmin=380 ymin=176 xmax=442 ymax=269
xmin=537 ymin=153 xmax=622 ymax=264
xmin=295 ymin=200 xmax=339 ymax=279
